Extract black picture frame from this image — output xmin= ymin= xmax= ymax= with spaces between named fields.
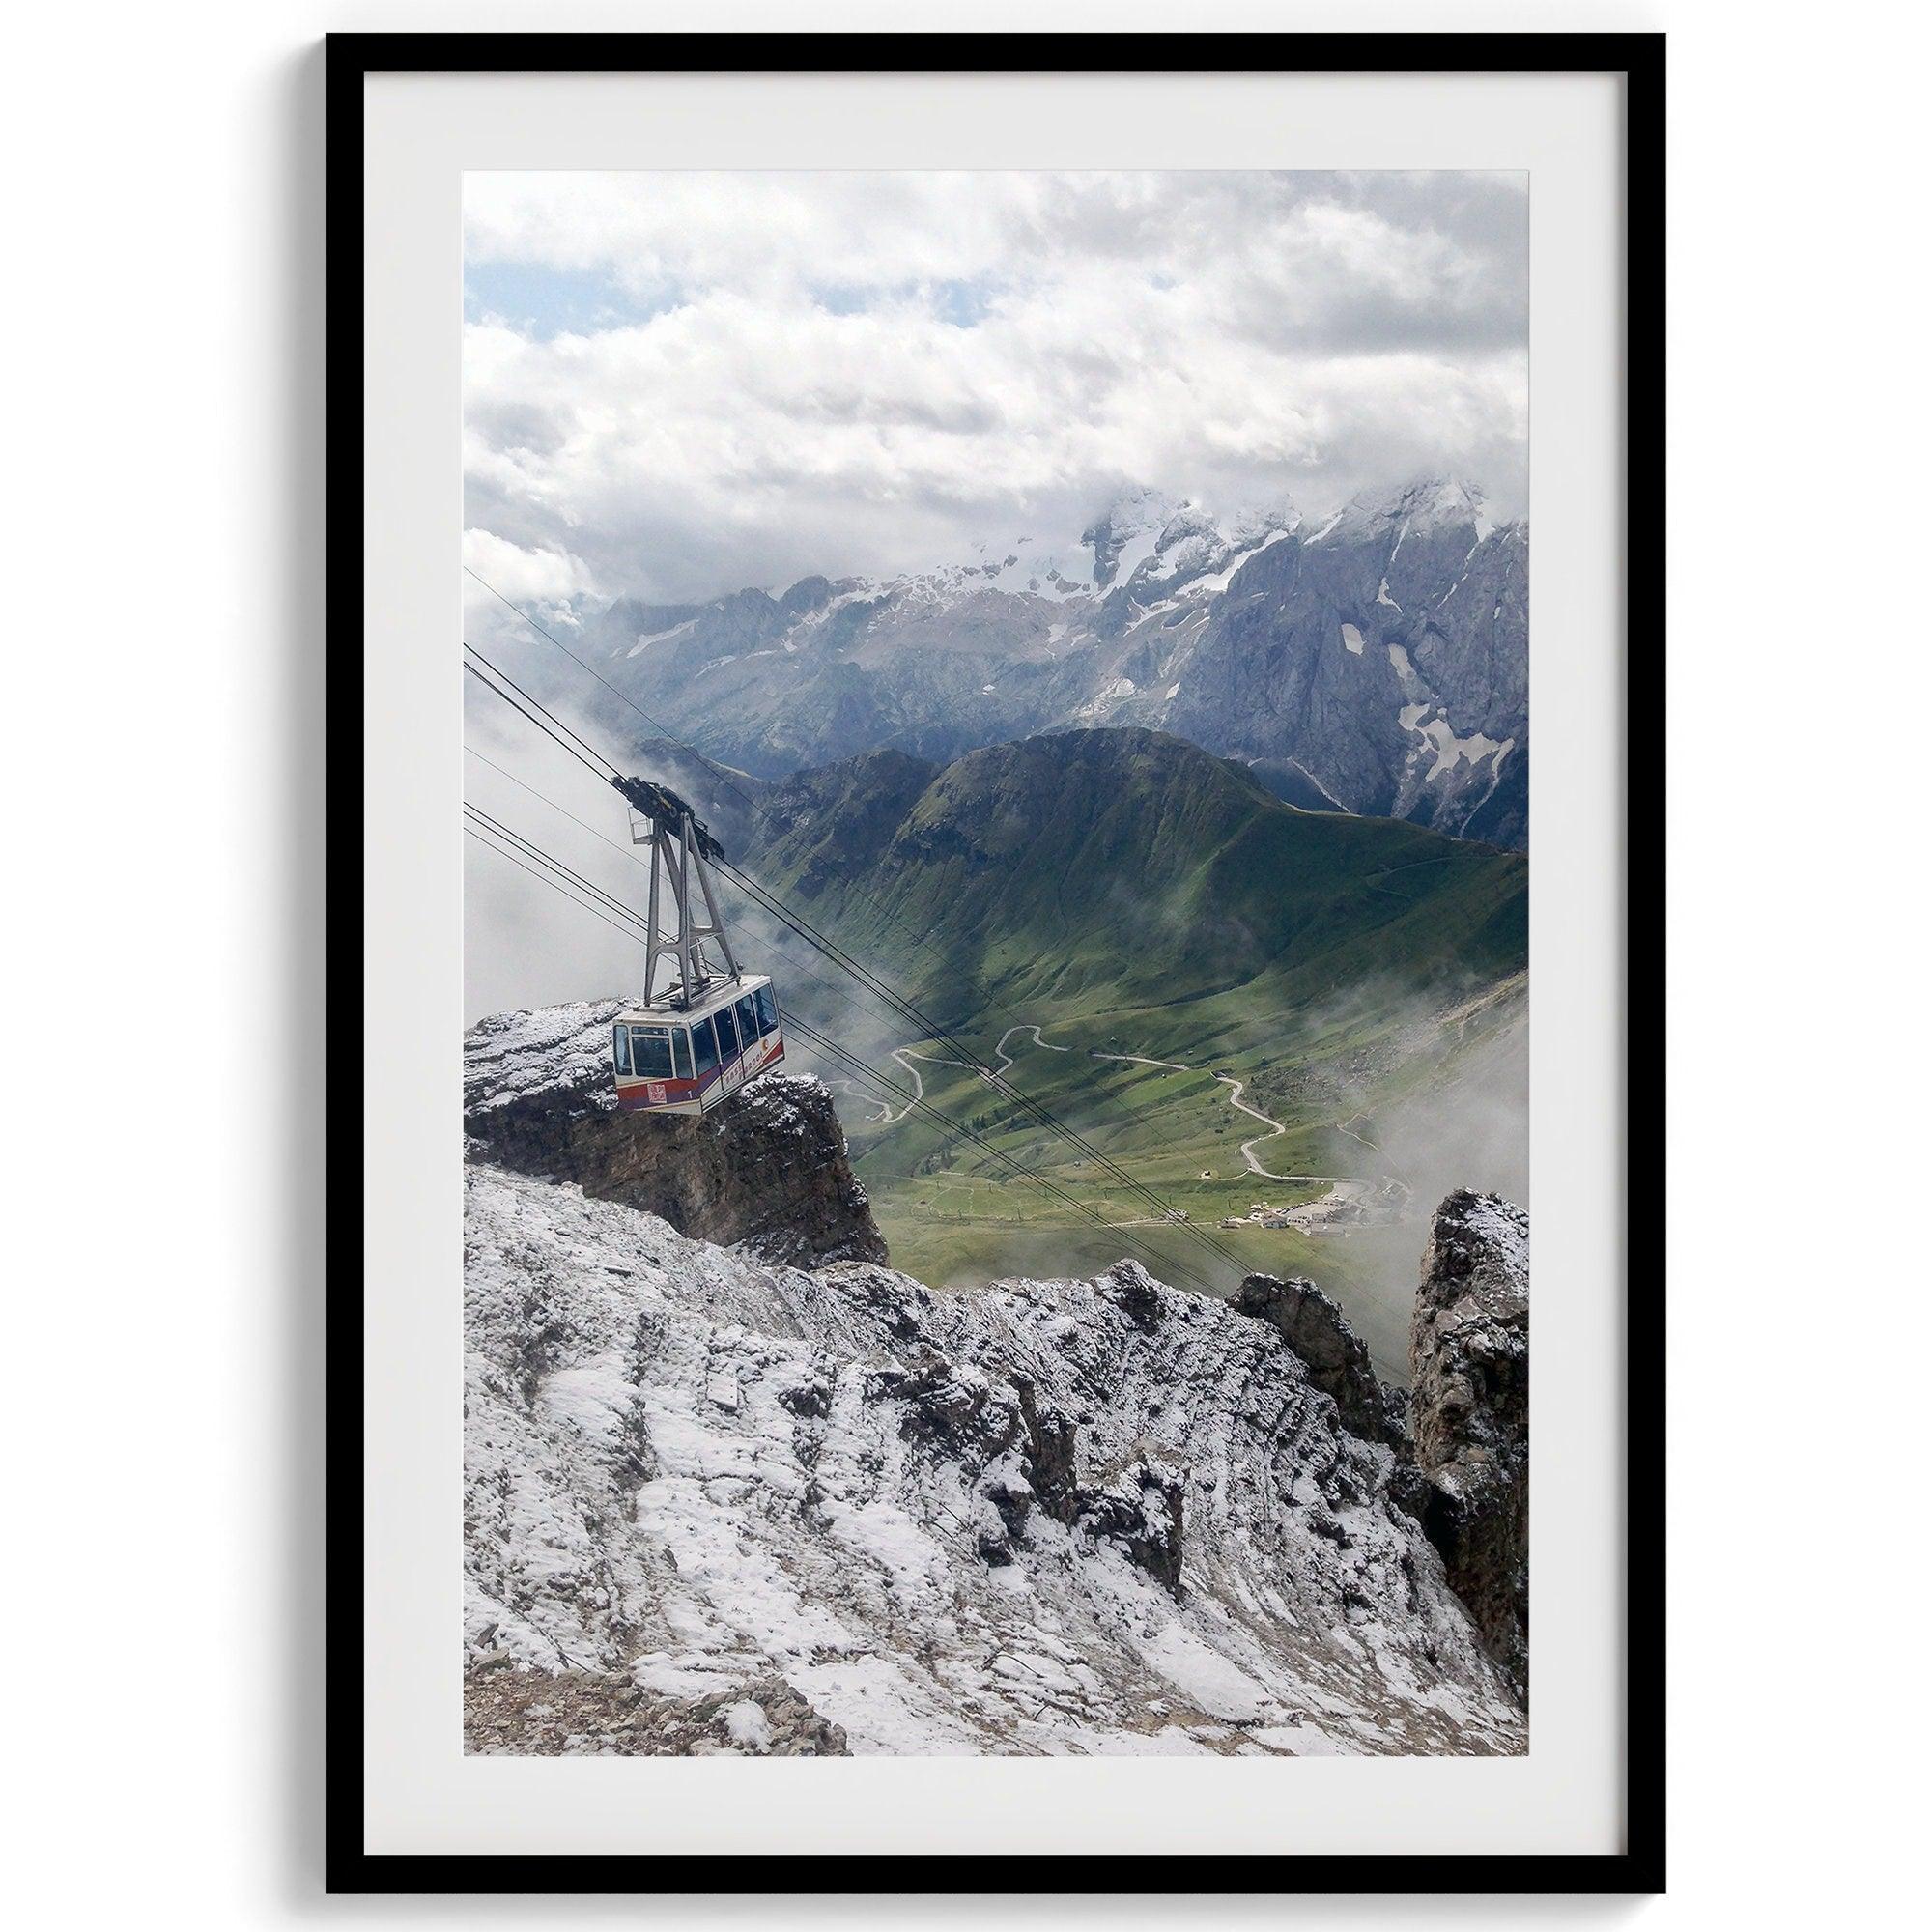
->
xmin=328 ymin=29 xmax=1664 ymax=1896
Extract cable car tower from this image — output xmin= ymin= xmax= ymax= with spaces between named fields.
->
xmin=614 ymin=775 xmax=738 ymax=1008
xmin=606 ymin=776 xmax=784 ymax=1116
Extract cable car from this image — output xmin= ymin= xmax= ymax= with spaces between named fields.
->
xmin=612 ymin=977 xmax=782 ymax=1116
xmin=606 ymin=775 xmax=784 ymax=1117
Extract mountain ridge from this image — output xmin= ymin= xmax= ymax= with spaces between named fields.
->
xmin=751 ymin=726 xmax=1526 ymax=1025
xmin=565 ymin=477 xmax=1528 ymax=845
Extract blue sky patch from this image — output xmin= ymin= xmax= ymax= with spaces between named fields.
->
xmin=465 ymin=262 xmax=684 ymax=338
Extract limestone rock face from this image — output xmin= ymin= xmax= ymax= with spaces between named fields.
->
xmin=1407 ymin=1190 xmax=1530 ymax=1699
xmin=1235 ymin=1271 xmax=1406 ymax=1448
xmin=463 ymin=1001 xmax=887 ymax=1267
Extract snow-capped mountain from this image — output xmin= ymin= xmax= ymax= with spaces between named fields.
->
xmin=568 ymin=479 xmax=1527 ymax=845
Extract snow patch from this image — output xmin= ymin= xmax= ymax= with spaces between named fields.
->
xmin=1135 ymin=1623 xmax=1269 ymax=1723
xmin=627 ymin=618 xmax=696 ymax=659
xmin=722 ymin=1699 xmax=773 ymax=1751
xmin=1184 ymin=528 xmax=1292 ymax=598
xmin=1419 ymin=720 xmax=1513 ymax=782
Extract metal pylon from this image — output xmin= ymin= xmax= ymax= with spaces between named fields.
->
xmin=633 ymin=805 xmax=740 ymax=1007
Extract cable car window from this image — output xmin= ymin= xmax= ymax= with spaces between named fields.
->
xmin=754 ymin=984 xmax=778 ymax=1037
xmin=630 ymin=1027 xmax=674 ymax=1081
xmin=691 ymin=1016 xmax=719 ymax=1077
xmin=735 ymin=995 xmax=758 ymax=1051
xmin=717 ymin=1005 xmax=741 ymax=1059
xmin=613 ymin=1026 xmax=633 ymax=1076
xmin=671 ymin=1028 xmax=691 ymax=1079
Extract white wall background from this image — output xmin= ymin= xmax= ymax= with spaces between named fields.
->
xmin=4 ymin=0 xmax=1924 ymax=1923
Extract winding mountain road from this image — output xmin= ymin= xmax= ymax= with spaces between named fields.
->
xmin=883 ymin=1045 xmax=980 ymax=1123
xmin=1086 ymin=1050 xmax=1358 ymax=1184
xmin=847 ymin=1020 xmax=1386 ymax=1199
xmin=992 ymin=1024 xmax=1072 ymax=1077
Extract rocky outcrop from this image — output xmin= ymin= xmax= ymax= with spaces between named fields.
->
xmin=1235 ymin=1272 xmax=1406 ymax=1448
xmin=1073 ymin=1458 xmax=1186 ymax=1596
xmin=1238 ymin=1203 xmax=1530 ymax=1701
xmin=1407 ymin=1190 xmax=1529 ymax=1698
xmin=463 ymin=1001 xmax=886 ymax=1267
xmin=862 ymin=1342 xmax=1185 ymax=1594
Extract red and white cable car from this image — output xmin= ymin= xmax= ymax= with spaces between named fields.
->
xmin=612 ymin=976 xmax=782 ymax=1117
xmin=606 ymin=776 xmax=784 ymax=1117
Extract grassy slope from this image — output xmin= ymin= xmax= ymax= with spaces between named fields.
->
xmin=775 ymin=730 xmax=1524 ymax=1021
xmin=751 ymin=730 xmax=1525 ymax=1377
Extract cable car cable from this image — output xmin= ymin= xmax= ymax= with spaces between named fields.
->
xmin=466 ymin=663 xmax=1257 ymax=1278
xmin=464 ymin=827 xmax=656 ymax=948
xmin=464 ymin=805 xmax=656 ymax=934
xmin=462 ymin=652 xmax=1253 ymax=1276
xmin=467 ymin=566 xmax=758 ymax=811
xmin=463 ymin=650 xmax=624 ymax=782
xmin=462 ymin=595 xmax=958 ymax=976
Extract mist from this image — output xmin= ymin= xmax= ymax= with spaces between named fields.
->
xmin=1367 ymin=1008 xmax=1529 ymax=1218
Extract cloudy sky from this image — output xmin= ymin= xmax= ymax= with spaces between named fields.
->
xmin=464 ymin=169 xmax=1527 ymax=610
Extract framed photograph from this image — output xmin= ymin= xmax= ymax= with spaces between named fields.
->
xmin=335 ymin=29 xmax=1662 ymax=1891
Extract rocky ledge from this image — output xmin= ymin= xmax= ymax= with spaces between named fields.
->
xmin=463 ymin=1000 xmax=886 ymax=1267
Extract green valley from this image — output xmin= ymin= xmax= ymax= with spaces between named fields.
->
xmin=743 ymin=728 xmax=1527 ymax=1379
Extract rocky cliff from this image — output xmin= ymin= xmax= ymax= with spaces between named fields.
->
xmin=463 ymin=1001 xmax=886 ymax=1267
xmin=1235 ymin=1272 xmax=1407 ymax=1450
xmin=1407 ymin=1189 xmax=1530 ymax=1697
xmin=1235 ymin=1194 xmax=1529 ymax=1702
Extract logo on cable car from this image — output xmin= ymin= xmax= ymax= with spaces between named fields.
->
xmin=647 ymin=1082 xmax=667 ymax=1103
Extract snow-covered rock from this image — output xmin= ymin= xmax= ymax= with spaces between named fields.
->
xmin=464 ymin=1163 xmax=1526 ymax=1756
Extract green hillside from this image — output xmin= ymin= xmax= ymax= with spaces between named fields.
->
xmin=743 ymin=728 xmax=1526 ymax=1374
xmin=759 ymin=728 xmax=1523 ymax=1027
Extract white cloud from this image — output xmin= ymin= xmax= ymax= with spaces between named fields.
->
xmin=461 ymin=527 xmax=600 ymax=609
xmin=464 ymin=171 xmax=1527 ymax=604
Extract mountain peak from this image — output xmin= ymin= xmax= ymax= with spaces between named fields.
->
xmin=1325 ymin=477 xmax=1493 ymax=544
xmin=1079 ymin=488 xmax=1300 ymax=593
xmin=1081 ymin=488 xmax=1186 ymax=589
xmin=1220 ymin=493 xmax=1303 ymax=547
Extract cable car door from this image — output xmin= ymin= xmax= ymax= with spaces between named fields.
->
xmin=718 ymin=1002 xmax=745 ymax=1097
